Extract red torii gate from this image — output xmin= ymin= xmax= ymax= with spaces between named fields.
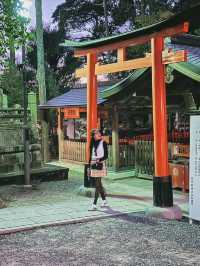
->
xmin=61 ymin=6 xmax=199 ymax=207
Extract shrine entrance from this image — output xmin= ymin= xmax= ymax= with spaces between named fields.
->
xmin=61 ymin=6 xmax=199 ymax=207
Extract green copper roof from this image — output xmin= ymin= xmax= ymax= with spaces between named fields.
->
xmin=101 ymin=62 xmax=200 ymax=100
xmin=61 ymin=4 xmax=200 ymax=50
xmin=100 ymin=68 xmax=148 ymax=99
xmin=170 ymin=62 xmax=200 ymax=82
xmin=101 ymin=39 xmax=200 ymax=99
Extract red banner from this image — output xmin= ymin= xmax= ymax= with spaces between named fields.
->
xmin=63 ymin=108 xmax=80 ymax=119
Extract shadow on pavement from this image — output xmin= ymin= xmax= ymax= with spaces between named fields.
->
xmin=106 ymin=193 xmax=152 ymax=202
xmin=98 ymin=207 xmax=158 ymax=225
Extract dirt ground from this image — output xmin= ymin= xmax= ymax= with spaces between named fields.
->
xmin=0 ymin=213 xmax=200 ymax=266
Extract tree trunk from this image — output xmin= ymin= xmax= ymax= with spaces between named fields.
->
xmin=35 ymin=0 xmax=49 ymax=162
xmin=9 ymin=44 xmax=15 ymax=65
xmin=103 ymin=0 xmax=109 ymax=36
xmin=35 ymin=0 xmax=46 ymax=104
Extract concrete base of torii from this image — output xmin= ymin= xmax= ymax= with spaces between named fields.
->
xmin=145 ymin=205 xmax=183 ymax=220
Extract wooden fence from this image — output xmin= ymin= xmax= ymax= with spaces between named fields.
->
xmin=135 ymin=141 xmax=154 ymax=176
xmin=61 ymin=140 xmax=189 ymax=176
xmin=62 ymin=140 xmax=87 ymax=162
xmin=119 ymin=144 xmax=135 ymax=168
xmin=107 ymin=144 xmax=135 ymax=168
xmin=61 ymin=140 xmax=135 ymax=168
xmin=134 ymin=141 xmax=186 ymax=176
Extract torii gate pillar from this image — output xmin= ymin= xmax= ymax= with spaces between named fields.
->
xmin=151 ymin=36 xmax=173 ymax=207
xmin=86 ymin=53 xmax=98 ymax=161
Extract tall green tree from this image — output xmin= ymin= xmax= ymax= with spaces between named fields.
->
xmin=0 ymin=0 xmax=29 ymax=66
xmin=27 ymin=27 xmax=81 ymax=98
xmin=35 ymin=0 xmax=46 ymax=104
xmin=53 ymin=0 xmax=200 ymax=39
xmin=35 ymin=0 xmax=49 ymax=162
xmin=0 ymin=0 xmax=32 ymax=106
xmin=52 ymin=0 xmax=177 ymax=39
xmin=52 ymin=0 xmax=109 ymax=38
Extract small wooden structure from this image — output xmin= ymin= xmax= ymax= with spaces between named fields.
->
xmin=61 ymin=5 xmax=200 ymax=207
xmin=39 ymin=83 xmax=135 ymax=168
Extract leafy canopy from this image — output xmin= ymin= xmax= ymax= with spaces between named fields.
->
xmin=0 ymin=0 xmax=31 ymax=65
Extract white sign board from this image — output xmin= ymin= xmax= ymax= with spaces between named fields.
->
xmin=189 ymin=116 xmax=200 ymax=221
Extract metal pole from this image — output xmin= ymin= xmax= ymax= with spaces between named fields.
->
xmin=22 ymin=45 xmax=31 ymax=187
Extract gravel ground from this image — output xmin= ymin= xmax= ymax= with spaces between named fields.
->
xmin=0 ymin=213 xmax=200 ymax=266
xmin=0 ymin=170 xmax=84 ymax=208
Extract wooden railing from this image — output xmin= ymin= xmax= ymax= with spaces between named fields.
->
xmin=108 ymin=144 xmax=135 ymax=168
xmin=0 ymin=128 xmax=23 ymax=147
xmin=135 ymin=141 xmax=154 ymax=176
xmin=119 ymin=144 xmax=135 ymax=168
xmin=61 ymin=140 xmax=135 ymax=168
xmin=61 ymin=139 xmax=190 ymax=176
xmin=62 ymin=140 xmax=87 ymax=162
xmin=134 ymin=140 xmax=190 ymax=177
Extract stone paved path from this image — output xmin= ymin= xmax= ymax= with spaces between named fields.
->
xmin=0 ymin=164 xmax=189 ymax=234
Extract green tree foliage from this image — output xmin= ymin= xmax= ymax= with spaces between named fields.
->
xmin=0 ymin=0 xmax=30 ymax=65
xmin=52 ymin=0 xmax=200 ymax=79
xmin=0 ymin=65 xmax=23 ymax=106
xmin=53 ymin=0 xmax=200 ymax=39
xmin=0 ymin=0 xmax=33 ymax=106
xmin=27 ymin=27 xmax=81 ymax=99
xmin=28 ymin=0 xmax=200 ymax=99
xmin=51 ymin=0 xmax=175 ymax=81
xmin=52 ymin=0 xmax=178 ymax=39
xmin=53 ymin=0 xmax=107 ymax=39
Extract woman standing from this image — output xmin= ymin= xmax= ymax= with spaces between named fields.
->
xmin=88 ymin=129 xmax=109 ymax=211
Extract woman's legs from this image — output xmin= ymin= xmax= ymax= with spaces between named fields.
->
xmin=93 ymin=177 xmax=106 ymax=205
xmin=93 ymin=181 xmax=99 ymax=205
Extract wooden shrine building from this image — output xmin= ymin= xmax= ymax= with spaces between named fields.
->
xmin=41 ymin=34 xmax=200 ymax=182
xmin=41 ymin=5 xmax=200 ymax=208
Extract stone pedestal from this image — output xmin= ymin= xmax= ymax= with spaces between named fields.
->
xmin=145 ymin=204 xmax=182 ymax=220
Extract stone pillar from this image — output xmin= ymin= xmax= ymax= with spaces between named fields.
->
xmin=57 ymin=108 xmax=64 ymax=161
xmin=28 ymin=92 xmax=37 ymax=124
xmin=0 ymin=89 xmax=3 ymax=108
xmin=40 ymin=110 xmax=49 ymax=163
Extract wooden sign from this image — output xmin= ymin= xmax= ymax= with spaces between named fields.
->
xmin=189 ymin=116 xmax=200 ymax=222
xmin=63 ymin=108 xmax=80 ymax=119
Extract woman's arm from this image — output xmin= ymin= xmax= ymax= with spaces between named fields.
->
xmin=89 ymin=139 xmax=94 ymax=163
xmin=99 ymin=141 xmax=108 ymax=161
